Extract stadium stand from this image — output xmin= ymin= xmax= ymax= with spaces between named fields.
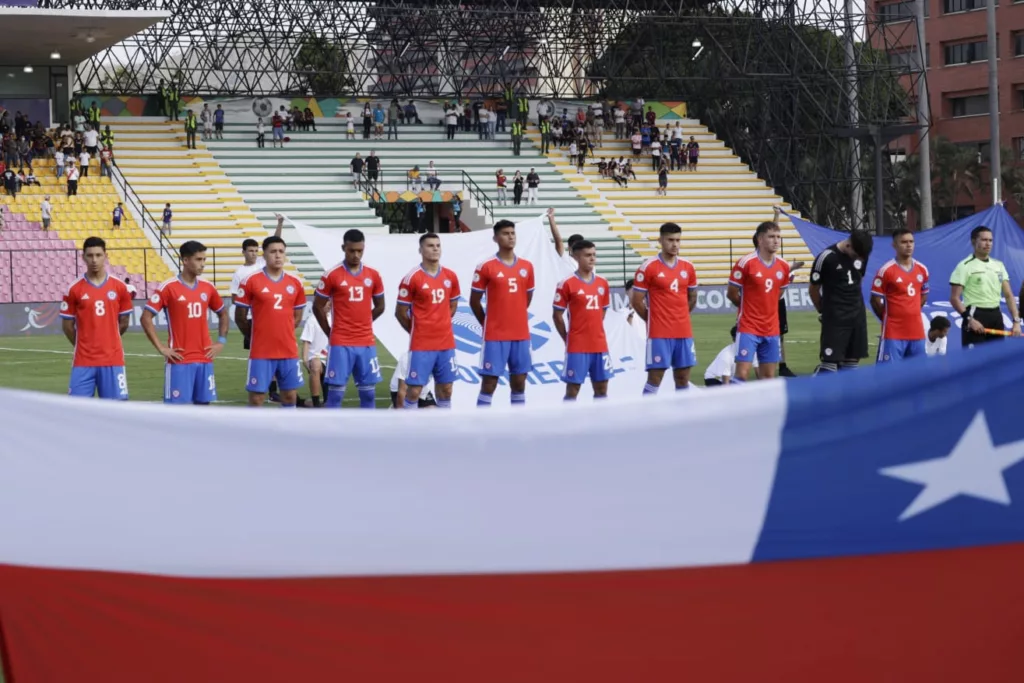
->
xmin=101 ymin=117 xmax=308 ymax=293
xmin=205 ymin=118 xmax=644 ymax=285
xmin=528 ymin=118 xmax=813 ymax=284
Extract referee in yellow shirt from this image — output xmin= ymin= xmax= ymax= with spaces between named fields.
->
xmin=949 ymin=225 xmax=1021 ymax=347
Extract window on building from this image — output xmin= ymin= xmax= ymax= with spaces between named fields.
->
xmin=1014 ymin=137 xmax=1024 ymax=161
xmin=952 ymin=206 xmax=977 ymax=220
xmin=955 ymin=141 xmax=992 ymax=163
xmin=950 ymin=94 xmax=989 ymax=117
xmin=944 ymin=40 xmax=988 ymax=65
xmin=879 ymin=1 xmax=917 ymax=22
xmin=888 ymin=49 xmax=924 ymax=70
xmin=944 ymin=0 xmax=988 ymax=12
xmin=1015 ymin=32 xmax=1024 ymax=57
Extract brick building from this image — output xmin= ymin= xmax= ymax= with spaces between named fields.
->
xmin=873 ymin=0 xmax=1024 ymax=218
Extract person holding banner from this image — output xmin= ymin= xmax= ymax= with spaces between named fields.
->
xmin=870 ymin=228 xmax=930 ymax=363
xmin=471 ymin=220 xmax=536 ymax=407
xmin=949 ymin=226 xmax=1021 ymax=347
xmin=553 ymin=240 xmax=612 ymax=401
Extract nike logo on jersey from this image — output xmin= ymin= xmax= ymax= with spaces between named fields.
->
xmin=177 ymin=295 xmax=187 ymax=301
xmin=261 ymin=287 xmax=270 ymax=293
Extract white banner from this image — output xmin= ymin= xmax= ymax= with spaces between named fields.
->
xmin=291 ymin=216 xmax=667 ymax=408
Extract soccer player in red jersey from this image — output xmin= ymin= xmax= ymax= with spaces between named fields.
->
xmin=871 ymin=227 xmax=930 ymax=363
xmin=726 ymin=221 xmax=791 ymax=382
xmin=470 ymin=219 xmax=536 ymax=407
xmin=141 ymin=240 xmax=229 ymax=404
xmin=629 ymin=222 xmax=699 ymax=394
xmin=60 ymin=236 xmax=134 ymax=399
xmin=312 ymin=229 xmax=385 ymax=409
xmin=553 ymin=240 xmax=612 ymax=400
xmin=233 ymin=236 xmax=307 ymax=407
xmin=395 ymin=232 xmax=461 ymax=409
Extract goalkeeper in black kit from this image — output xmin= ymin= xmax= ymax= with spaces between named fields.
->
xmin=809 ymin=230 xmax=873 ymax=374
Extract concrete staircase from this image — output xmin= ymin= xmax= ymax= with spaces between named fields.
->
xmin=101 ymin=116 xmax=307 ymax=293
xmin=206 ymin=119 xmax=642 ymax=285
xmin=527 ymin=120 xmax=813 ymax=284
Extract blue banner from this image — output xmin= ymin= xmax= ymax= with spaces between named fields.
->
xmin=788 ymin=205 xmax=1024 ymax=351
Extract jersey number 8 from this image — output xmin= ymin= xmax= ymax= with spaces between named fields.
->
xmin=94 ymin=300 xmax=106 ymax=316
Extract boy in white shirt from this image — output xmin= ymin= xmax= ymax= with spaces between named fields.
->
xmin=54 ymin=149 xmax=65 ymax=178
xmin=926 ymin=316 xmax=950 ymax=356
xmin=300 ymin=306 xmax=330 ymax=407
xmin=78 ymin=150 xmax=91 ymax=177
xmin=705 ymin=326 xmax=758 ymax=386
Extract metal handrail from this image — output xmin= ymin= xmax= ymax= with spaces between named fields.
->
xmin=107 ymin=160 xmax=177 ymax=266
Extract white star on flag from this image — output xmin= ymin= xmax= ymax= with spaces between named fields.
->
xmin=879 ymin=411 xmax=1024 ymax=521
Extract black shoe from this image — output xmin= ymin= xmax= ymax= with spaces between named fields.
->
xmin=269 ymin=392 xmax=282 ymax=403
xmin=779 ymin=364 xmax=797 ymax=378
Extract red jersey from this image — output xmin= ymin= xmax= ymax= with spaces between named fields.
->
xmin=633 ymin=256 xmax=698 ymax=339
xmin=234 ymin=269 xmax=306 ymax=359
xmin=871 ymin=259 xmax=929 ymax=340
xmin=145 ymin=277 xmax=225 ymax=364
xmin=314 ymin=263 xmax=384 ymax=347
xmin=397 ymin=265 xmax=462 ymax=351
xmin=472 ymin=255 xmax=535 ymax=341
xmin=553 ymin=273 xmax=610 ymax=353
xmin=728 ymin=252 xmax=790 ymax=336
xmin=60 ymin=275 xmax=134 ymax=367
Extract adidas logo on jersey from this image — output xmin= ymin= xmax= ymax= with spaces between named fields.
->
xmin=658 ymin=272 xmax=665 ymax=278
xmin=836 ymin=264 xmax=843 ymax=270
xmin=178 ymin=295 xmax=187 ymax=301
xmin=422 ymin=283 xmax=431 ymax=289
xmin=755 ymin=272 xmax=763 ymax=278
xmin=497 ymin=272 xmax=505 ymax=278
xmin=577 ymin=289 xmax=585 ymax=294
xmin=261 ymin=287 xmax=270 ymax=293
xmin=340 ymin=280 xmax=347 ymax=286
xmin=896 ymin=277 xmax=903 ymax=283
xmin=82 ymin=294 xmax=90 ymax=300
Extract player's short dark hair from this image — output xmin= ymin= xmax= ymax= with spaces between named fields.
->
xmin=752 ymin=220 xmax=780 ymax=247
xmin=242 ymin=238 xmax=259 ymax=250
xmin=82 ymin=236 xmax=106 ymax=253
xmin=493 ymin=219 xmax=515 ymax=234
xmin=624 ymin=278 xmax=634 ymax=290
xmin=567 ymin=234 xmax=584 ymax=249
xmin=659 ymin=222 xmax=682 ymax=236
xmin=729 ymin=325 xmax=738 ymax=341
xmin=931 ymin=316 xmax=952 ymax=331
xmin=343 ymin=229 xmax=365 ymax=244
xmin=571 ymin=239 xmax=596 ymax=253
xmin=970 ymin=225 xmax=992 ymax=243
xmin=849 ymin=229 xmax=873 ymax=261
xmin=419 ymin=232 xmax=440 ymax=245
xmin=891 ymin=227 xmax=913 ymax=241
xmin=179 ymin=240 xmax=206 ymax=259
xmin=262 ymin=235 xmax=286 ymax=251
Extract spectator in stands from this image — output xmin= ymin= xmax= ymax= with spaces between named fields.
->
xmin=656 ymin=158 xmax=669 ymax=196
xmin=388 ymin=99 xmax=400 ymax=140
xmin=100 ymin=146 xmax=113 ymax=177
xmin=445 ymin=106 xmax=458 ymax=140
xmin=3 ymin=164 xmax=18 ymax=198
xmin=65 ymin=160 xmax=79 ymax=197
xmin=686 ymin=136 xmax=700 ymax=171
xmin=17 ymin=136 xmax=32 ymax=172
xmin=345 ymin=111 xmax=355 ymax=139
xmin=184 ymin=109 xmax=198 ymax=149
xmin=526 ymin=168 xmax=540 ymax=205
xmin=18 ymin=170 xmax=38 ymax=187
xmin=630 ymin=97 xmax=644 ymax=128
xmin=256 ymin=117 xmax=266 ymax=148
xmin=373 ymin=103 xmax=386 ymax=140
xmin=61 ymin=128 xmax=74 ymax=158
xmin=124 ymin=277 xmax=137 ymax=298
xmin=510 ymin=118 xmax=523 ymax=156
xmin=512 ymin=170 xmax=523 ymax=205
xmin=362 ymin=103 xmax=372 ymax=139
xmin=403 ymin=100 xmax=421 ymax=125
xmin=162 ymin=203 xmax=173 ymax=235
xmin=200 ymin=104 xmax=213 ymax=141
xmin=425 ymin=161 xmax=440 ymax=190
xmin=303 ymin=107 xmax=316 ymax=132
xmin=414 ymin=197 xmax=426 ymax=233
xmin=366 ymin=151 xmax=381 ymax=183
xmin=73 ymin=108 xmax=86 ymax=133
xmin=623 ymin=158 xmax=637 ymax=182
xmin=350 ymin=152 xmax=364 ymax=185
xmin=408 ymin=165 xmax=422 ymax=191
xmin=650 ymin=134 xmax=662 ymax=171
xmin=83 ymin=124 xmax=98 ymax=159
xmin=112 ymin=202 xmax=125 ymax=229
xmin=495 ymin=168 xmax=507 ymax=205
xmin=451 ymin=197 xmax=462 ymax=229
xmin=40 ymin=195 xmax=51 ymax=230
xmin=2 ymin=136 xmax=16 ymax=170
xmin=271 ymin=110 xmax=284 ymax=148
xmin=78 ymin=148 xmax=91 ymax=178
xmin=214 ymin=104 xmax=225 ymax=139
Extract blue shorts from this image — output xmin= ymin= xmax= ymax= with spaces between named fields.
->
xmin=247 ymin=358 xmax=304 ymax=393
xmin=479 ymin=340 xmax=533 ymax=377
xmin=562 ymin=352 xmax=612 ymax=384
xmin=877 ymin=338 xmax=927 ymax=363
xmin=645 ymin=338 xmax=696 ymax=370
xmin=165 ymin=362 xmax=216 ymax=404
xmin=69 ymin=366 xmax=128 ymax=400
xmin=325 ymin=345 xmax=382 ymax=387
xmin=735 ymin=333 xmax=781 ymax=364
xmin=408 ymin=349 xmax=457 ymax=386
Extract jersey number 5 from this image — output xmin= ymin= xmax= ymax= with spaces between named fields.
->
xmin=508 ymin=277 xmax=518 ymax=293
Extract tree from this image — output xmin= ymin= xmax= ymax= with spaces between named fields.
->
xmin=294 ymin=33 xmax=354 ymax=96
xmin=997 ymin=146 xmax=1024 ymax=222
xmin=888 ymin=137 xmax=983 ymax=226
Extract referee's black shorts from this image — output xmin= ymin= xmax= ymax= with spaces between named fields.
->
xmin=820 ymin=319 xmax=868 ymax=362
xmin=778 ymin=298 xmax=789 ymax=335
xmin=962 ymin=306 xmax=1004 ymax=348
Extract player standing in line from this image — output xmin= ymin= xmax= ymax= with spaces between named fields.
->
xmin=141 ymin=240 xmax=229 ymax=404
xmin=553 ymin=240 xmax=612 ymax=400
xmin=233 ymin=236 xmax=307 ymax=407
xmin=59 ymin=236 xmax=134 ymax=399
xmin=470 ymin=219 xmax=536 ymax=407
xmin=629 ymin=222 xmax=699 ymax=394
xmin=311 ymin=229 xmax=385 ymax=409
xmin=726 ymin=221 xmax=790 ymax=382
xmin=395 ymin=232 xmax=461 ymax=409
xmin=809 ymin=229 xmax=873 ymax=373
xmin=870 ymin=228 xmax=930 ymax=363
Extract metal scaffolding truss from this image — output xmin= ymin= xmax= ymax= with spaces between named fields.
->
xmin=43 ymin=0 xmax=928 ymax=230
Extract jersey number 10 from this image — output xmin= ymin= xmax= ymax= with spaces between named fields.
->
xmin=187 ymin=302 xmax=203 ymax=319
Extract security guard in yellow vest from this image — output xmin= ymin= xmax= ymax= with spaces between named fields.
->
xmin=167 ymin=82 xmax=180 ymax=121
xmin=184 ymin=109 xmax=198 ymax=149
xmin=517 ymin=96 xmax=529 ymax=125
xmin=511 ymin=120 xmax=523 ymax=156
xmin=539 ymin=119 xmax=551 ymax=154
xmin=101 ymin=125 xmax=115 ymax=150
xmin=87 ymin=102 xmax=101 ymax=127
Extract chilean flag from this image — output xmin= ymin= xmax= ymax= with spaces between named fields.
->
xmin=1 ymin=342 xmax=1024 ymax=682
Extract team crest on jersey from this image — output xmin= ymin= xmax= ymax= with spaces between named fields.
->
xmin=680 ymin=271 xmax=688 ymax=279
xmin=107 ymin=291 xmax=117 ymax=300
xmin=200 ymin=292 xmax=208 ymax=302
xmin=776 ymin=271 xmax=783 ymax=279
xmin=811 ymin=272 xmax=820 ymax=282
xmin=874 ymin=278 xmax=883 ymax=287
xmin=473 ymin=272 xmax=481 ymax=283
xmin=443 ymin=279 xmax=451 ymax=288
xmin=172 ymin=390 xmax=180 ymax=398
xmin=733 ymin=270 xmax=742 ymax=280
xmin=286 ymin=285 xmax=295 ymax=294
xmin=318 ymin=278 xmax=326 ymax=290
xmin=854 ymin=259 xmax=862 ymax=270
xmin=636 ymin=272 xmax=645 ymax=283
xmin=917 ymin=274 xmax=923 ymax=282
xmin=519 ymin=268 xmax=527 ymax=277
xmin=363 ymin=278 xmax=373 ymax=287
xmin=597 ymin=286 xmax=605 ymax=295
xmin=59 ymin=301 xmax=69 ymax=312
xmin=237 ymin=288 xmax=245 ymax=298
xmin=399 ymin=287 xmax=408 ymax=297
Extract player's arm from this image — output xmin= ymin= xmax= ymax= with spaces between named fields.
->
xmin=141 ymin=308 xmax=184 ymax=362
xmin=233 ymin=304 xmax=250 ymax=337
xmin=547 ymin=207 xmax=564 ymax=256
xmin=869 ymin=271 xmax=886 ymax=321
xmin=312 ymin=293 xmax=331 ymax=336
xmin=630 ymin=286 xmax=648 ymax=322
xmin=371 ymin=293 xmax=385 ymax=321
xmin=1001 ymin=276 xmax=1021 ymax=335
xmin=395 ymin=301 xmax=412 ymax=333
xmin=61 ymin=317 xmax=76 ymax=346
xmin=118 ymin=286 xmax=133 ymax=335
xmin=469 ymin=289 xmax=486 ymax=326
xmin=273 ymin=213 xmax=284 ymax=238
xmin=553 ymin=306 xmax=567 ymax=343
xmin=726 ymin=266 xmax=742 ymax=309
xmin=809 ymin=251 xmax=829 ymax=313
xmin=293 ymin=306 xmax=304 ymax=328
